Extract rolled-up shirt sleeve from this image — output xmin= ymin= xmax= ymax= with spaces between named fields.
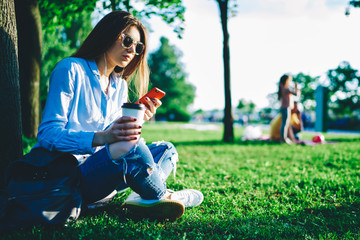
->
xmin=37 ymin=60 xmax=95 ymax=154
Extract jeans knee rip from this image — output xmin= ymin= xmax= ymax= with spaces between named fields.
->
xmin=170 ymin=152 xmax=179 ymax=179
xmin=153 ymin=142 xmax=178 ymax=180
xmin=128 ymin=163 xmax=151 ymax=178
xmin=152 ymin=140 xmax=165 ymax=146
xmin=126 ymin=164 xmax=165 ymax=200
xmin=147 ymin=167 xmax=153 ymax=175
xmin=157 ymin=151 xmax=179 ymax=181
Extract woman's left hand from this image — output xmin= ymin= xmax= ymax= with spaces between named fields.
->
xmin=140 ymin=97 xmax=162 ymax=121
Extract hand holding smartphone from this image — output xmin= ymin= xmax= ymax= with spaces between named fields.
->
xmin=136 ymin=87 xmax=165 ymax=108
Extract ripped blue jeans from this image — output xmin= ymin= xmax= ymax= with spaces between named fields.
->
xmin=79 ymin=139 xmax=178 ymax=204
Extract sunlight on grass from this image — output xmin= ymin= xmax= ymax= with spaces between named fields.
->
xmin=10 ymin=122 xmax=360 ymax=239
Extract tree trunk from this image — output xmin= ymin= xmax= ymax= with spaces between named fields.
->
xmin=217 ymin=0 xmax=234 ymax=142
xmin=111 ymin=0 xmax=117 ymax=11
xmin=15 ymin=0 xmax=42 ymax=138
xmin=0 ymin=0 xmax=23 ymax=188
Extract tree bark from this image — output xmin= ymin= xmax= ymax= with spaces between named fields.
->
xmin=217 ymin=0 xmax=234 ymax=142
xmin=0 ymin=0 xmax=23 ymax=188
xmin=15 ymin=0 xmax=42 ymax=138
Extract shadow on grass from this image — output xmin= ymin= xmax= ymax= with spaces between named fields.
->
xmin=83 ymin=203 xmax=179 ymax=223
xmin=2 ymin=200 xmax=359 ymax=239
xmin=0 ymin=202 xmax=168 ymax=239
xmin=81 ymin=203 xmax=139 ymax=221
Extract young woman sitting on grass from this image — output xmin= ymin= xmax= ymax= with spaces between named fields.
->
xmin=32 ymin=11 xmax=203 ymax=220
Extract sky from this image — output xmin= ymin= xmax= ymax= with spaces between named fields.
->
xmin=147 ymin=0 xmax=360 ymax=111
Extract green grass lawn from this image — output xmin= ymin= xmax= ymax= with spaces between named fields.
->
xmin=3 ymin=122 xmax=360 ymax=239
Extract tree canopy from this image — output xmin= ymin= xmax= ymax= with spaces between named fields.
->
xmin=292 ymin=73 xmax=319 ymax=111
xmin=103 ymin=0 xmax=185 ymax=37
xmin=349 ymin=0 xmax=360 ymax=7
xmin=237 ymin=99 xmax=255 ymax=115
xmin=39 ymin=0 xmax=97 ymax=32
xmin=326 ymin=61 xmax=360 ymax=116
xmin=346 ymin=0 xmax=360 ymax=15
xmin=148 ymin=37 xmax=195 ymax=121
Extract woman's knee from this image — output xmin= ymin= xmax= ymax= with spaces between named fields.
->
xmin=108 ymin=139 xmax=139 ymax=160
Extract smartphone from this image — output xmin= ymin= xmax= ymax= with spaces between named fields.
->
xmin=135 ymin=87 xmax=166 ymax=107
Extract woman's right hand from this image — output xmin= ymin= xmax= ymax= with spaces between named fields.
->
xmin=92 ymin=116 xmax=142 ymax=147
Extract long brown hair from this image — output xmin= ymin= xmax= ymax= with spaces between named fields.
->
xmin=277 ymin=74 xmax=290 ymax=100
xmin=72 ymin=11 xmax=149 ymax=98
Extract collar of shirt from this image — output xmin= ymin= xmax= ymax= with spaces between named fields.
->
xmin=87 ymin=59 xmax=119 ymax=96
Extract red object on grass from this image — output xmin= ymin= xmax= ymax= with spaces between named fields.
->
xmin=312 ymin=134 xmax=325 ymax=143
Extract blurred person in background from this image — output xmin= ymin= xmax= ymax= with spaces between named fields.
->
xmin=277 ymin=74 xmax=300 ymax=144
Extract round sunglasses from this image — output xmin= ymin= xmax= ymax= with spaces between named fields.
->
xmin=121 ymin=33 xmax=144 ymax=55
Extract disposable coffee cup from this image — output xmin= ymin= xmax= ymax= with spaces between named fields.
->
xmin=121 ymin=103 xmax=146 ymax=126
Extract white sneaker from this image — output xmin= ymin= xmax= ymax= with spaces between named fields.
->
xmin=166 ymin=189 xmax=204 ymax=207
xmin=122 ymin=192 xmax=185 ymax=221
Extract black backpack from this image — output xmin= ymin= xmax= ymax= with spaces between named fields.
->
xmin=0 ymin=147 xmax=82 ymax=232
